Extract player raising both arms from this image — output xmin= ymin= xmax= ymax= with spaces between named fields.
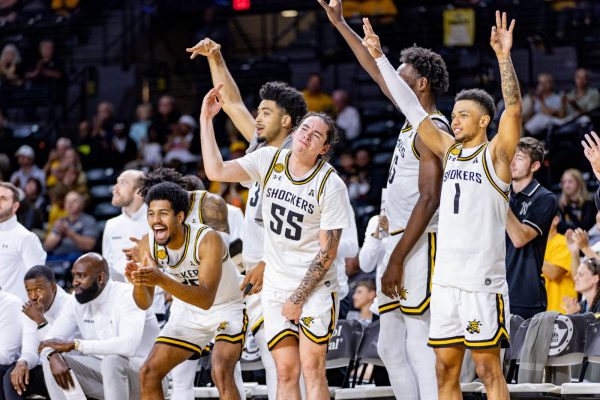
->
xmin=200 ymin=83 xmax=351 ymax=400
xmin=363 ymin=11 xmax=521 ymax=400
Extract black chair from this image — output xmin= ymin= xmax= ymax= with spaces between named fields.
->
xmin=326 ymin=319 xmax=365 ymax=388
xmin=561 ymin=316 xmax=600 ymax=398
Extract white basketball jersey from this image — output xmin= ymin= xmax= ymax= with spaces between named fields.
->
xmin=433 ymin=142 xmax=510 ymax=293
xmin=386 ymin=112 xmax=450 ymax=234
xmin=237 ymin=147 xmax=351 ymax=292
xmin=186 ymin=190 xmax=207 ymax=225
xmin=241 ymin=181 xmax=264 ymax=266
xmin=149 ymin=222 xmax=243 ymax=309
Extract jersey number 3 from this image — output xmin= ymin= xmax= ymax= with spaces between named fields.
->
xmin=270 ymin=204 xmax=303 ymax=240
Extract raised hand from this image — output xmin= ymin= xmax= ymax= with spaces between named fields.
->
xmin=318 ymin=0 xmax=344 ymax=26
xmin=582 ymin=131 xmax=600 ymax=181
xmin=132 ymin=252 xmax=164 ymax=287
xmin=122 ymin=236 xmax=142 ymax=262
xmin=186 ymin=38 xmax=221 ymax=60
xmin=361 ymin=18 xmax=383 ymax=59
xmin=490 ymin=11 xmax=515 ymax=57
xmin=200 ymin=83 xmax=224 ymax=120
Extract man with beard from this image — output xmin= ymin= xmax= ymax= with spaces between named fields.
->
xmin=0 ymin=182 xmax=46 ymax=301
xmin=39 ymin=253 xmax=159 ymax=400
xmin=128 ymin=182 xmax=245 ymax=400
xmin=3 ymin=265 xmax=69 ymax=399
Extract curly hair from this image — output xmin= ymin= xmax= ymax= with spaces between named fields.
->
xmin=455 ymin=89 xmax=496 ymax=119
xmin=145 ymin=181 xmax=189 ymax=219
xmin=139 ymin=168 xmax=188 ymax=198
xmin=400 ymin=46 xmax=450 ymax=97
xmin=259 ymin=81 xmax=307 ymax=128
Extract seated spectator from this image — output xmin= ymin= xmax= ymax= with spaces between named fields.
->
xmin=43 ymin=137 xmax=73 ymax=188
xmin=152 ymin=95 xmax=180 ymax=143
xmin=0 ymin=43 xmax=23 ymax=87
xmin=46 ymin=184 xmax=68 ymax=234
xmin=0 ymin=287 xmax=22 ymax=399
xmin=348 ymin=280 xmax=377 ymax=325
xmin=4 ymin=265 xmax=69 ymax=399
xmin=111 ymin=121 xmax=138 ymax=170
xmin=16 ymin=191 xmax=44 ymax=234
xmin=43 ymin=191 xmax=97 ymax=260
xmin=348 ymin=146 xmax=383 ymax=207
xmin=24 ymin=39 xmax=63 ymax=87
xmin=39 ymin=253 xmax=160 ymax=400
xmin=562 ymin=257 xmax=600 ymax=314
xmin=302 ymin=73 xmax=334 ymax=115
xmin=544 ymin=214 xmax=577 ymax=312
xmin=59 ymin=165 xmax=88 ymax=199
xmin=337 ymin=149 xmax=356 ymax=185
xmin=10 ymin=145 xmax=45 ymax=192
xmin=129 ymin=103 xmax=153 ymax=151
xmin=163 ymin=115 xmax=198 ymax=164
xmin=522 ymin=73 xmax=562 ymax=137
xmin=558 ymin=168 xmax=596 ymax=233
xmin=141 ymin=124 xmax=163 ymax=168
xmin=333 ymin=89 xmax=361 ymax=141
xmin=561 ymin=68 xmax=600 ymax=120
xmin=90 ymin=100 xmax=115 ymax=138
xmin=24 ymin=177 xmax=46 ymax=211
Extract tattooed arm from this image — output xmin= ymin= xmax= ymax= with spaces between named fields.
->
xmin=489 ymin=11 xmax=522 ymax=182
xmin=282 ymin=229 xmax=342 ymax=323
xmin=201 ymin=192 xmax=230 ymax=233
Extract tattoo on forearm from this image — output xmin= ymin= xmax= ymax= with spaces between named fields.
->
xmin=499 ymin=57 xmax=520 ymax=107
xmin=291 ymin=229 xmax=341 ymax=304
xmin=202 ymin=194 xmax=230 ymax=233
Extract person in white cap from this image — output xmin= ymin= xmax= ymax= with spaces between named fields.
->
xmin=163 ymin=115 xmax=199 ymax=164
xmin=10 ymin=145 xmax=45 ymax=192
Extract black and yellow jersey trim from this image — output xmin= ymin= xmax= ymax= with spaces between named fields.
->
xmin=400 ymin=232 xmax=436 ymax=315
xmin=317 ymin=168 xmax=335 ymax=203
xmin=300 ymin=293 xmax=337 ymax=345
xmin=251 ymin=316 xmax=264 ymax=336
xmin=457 ymin=142 xmax=487 ymax=161
xmin=197 ymin=191 xmax=207 ymax=224
xmin=378 ymin=301 xmax=400 ymax=315
xmin=153 ymin=223 xmax=191 ymax=269
xmin=188 ymin=191 xmax=196 ymax=218
xmin=482 ymin=147 xmax=510 ymax=202
xmin=156 ymin=336 xmax=202 ymax=356
xmin=401 ymin=123 xmax=412 ymax=133
xmin=284 ymin=151 xmax=326 ymax=185
xmin=263 ymin=149 xmax=282 ymax=187
xmin=443 ymin=143 xmax=461 ymax=169
xmin=267 ymin=328 xmax=299 ymax=350
xmin=215 ymin=310 xmax=248 ymax=347
xmin=411 ymin=135 xmax=420 ymax=160
xmin=192 ymin=226 xmax=210 ymax=265
xmin=427 ymin=335 xmax=465 ymax=348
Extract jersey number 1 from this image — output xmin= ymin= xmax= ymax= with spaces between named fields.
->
xmin=454 ymin=183 xmax=461 ymax=214
xmin=270 ymin=204 xmax=303 ymax=240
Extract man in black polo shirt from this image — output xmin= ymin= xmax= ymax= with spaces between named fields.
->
xmin=506 ymin=138 xmax=558 ymax=319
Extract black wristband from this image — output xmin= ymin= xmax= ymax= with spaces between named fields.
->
xmin=37 ymin=321 xmax=48 ymax=330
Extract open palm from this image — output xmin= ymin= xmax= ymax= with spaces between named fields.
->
xmin=490 ymin=11 xmax=515 ymax=56
xmin=201 ymin=84 xmax=224 ymax=120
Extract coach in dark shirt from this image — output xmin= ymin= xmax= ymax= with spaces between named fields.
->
xmin=506 ymin=138 xmax=558 ymax=319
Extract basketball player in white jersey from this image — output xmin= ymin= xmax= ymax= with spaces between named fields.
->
xmin=187 ymin=37 xmax=308 ymax=399
xmin=363 ymin=11 xmax=521 ymax=400
xmin=200 ymin=84 xmax=351 ymax=400
xmin=126 ymin=182 xmax=245 ymax=400
xmin=319 ymin=1 xmax=449 ymax=397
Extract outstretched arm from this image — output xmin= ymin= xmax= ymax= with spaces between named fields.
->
xmin=489 ymin=11 xmax=522 ymax=182
xmin=362 ymin=18 xmax=454 ymax=159
xmin=187 ymin=38 xmax=256 ymax=141
xmin=318 ymin=0 xmax=394 ymax=102
xmin=199 ymin=84 xmax=252 ymax=183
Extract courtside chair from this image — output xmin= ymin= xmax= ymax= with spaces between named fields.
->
xmin=561 ymin=316 xmax=600 ymax=399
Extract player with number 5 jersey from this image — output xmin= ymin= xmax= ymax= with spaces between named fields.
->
xmin=200 ymin=83 xmax=351 ymax=400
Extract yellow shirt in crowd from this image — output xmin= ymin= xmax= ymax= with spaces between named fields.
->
xmin=543 ymin=233 xmax=577 ymax=313
xmin=302 ymin=90 xmax=335 ymax=115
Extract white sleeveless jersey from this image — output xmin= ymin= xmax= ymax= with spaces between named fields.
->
xmin=241 ymin=181 xmax=264 ymax=266
xmin=386 ymin=112 xmax=450 ymax=233
xmin=148 ymin=222 xmax=243 ymax=308
xmin=433 ymin=142 xmax=510 ymax=293
xmin=186 ymin=190 xmax=207 ymax=225
xmin=236 ymin=147 xmax=351 ymax=292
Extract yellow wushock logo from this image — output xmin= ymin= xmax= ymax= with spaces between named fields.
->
xmin=300 ymin=317 xmax=314 ymax=328
xmin=466 ymin=320 xmax=482 ymax=334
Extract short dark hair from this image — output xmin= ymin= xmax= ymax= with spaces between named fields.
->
xmin=145 ymin=182 xmax=189 ymax=219
xmin=517 ymin=137 xmax=545 ymax=164
xmin=140 ymin=168 xmax=188 ymax=198
xmin=455 ymin=89 xmax=496 ymax=119
xmin=259 ymin=81 xmax=307 ymax=128
xmin=295 ymin=112 xmax=340 ymax=161
xmin=400 ymin=46 xmax=450 ymax=96
xmin=24 ymin=265 xmax=56 ymax=283
xmin=356 ymin=279 xmax=376 ymax=292
xmin=0 ymin=182 xmax=19 ymax=203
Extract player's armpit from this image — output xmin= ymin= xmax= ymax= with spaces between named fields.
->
xmin=201 ymin=193 xmax=230 ymax=233
xmin=290 ymin=228 xmax=342 ymax=305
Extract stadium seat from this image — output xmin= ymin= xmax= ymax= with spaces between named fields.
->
xmin=86 ymin=168 xmax=116 ymax=185
xmin=327 ymin=319 xmax=365 ymax=388
xmin=506 ymin=314 xmax=526 ymax=382
xmin=89 ymin=184 xmax=113 ymax=202
xmin=560 ymin=317 xmax=600 ymax=398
